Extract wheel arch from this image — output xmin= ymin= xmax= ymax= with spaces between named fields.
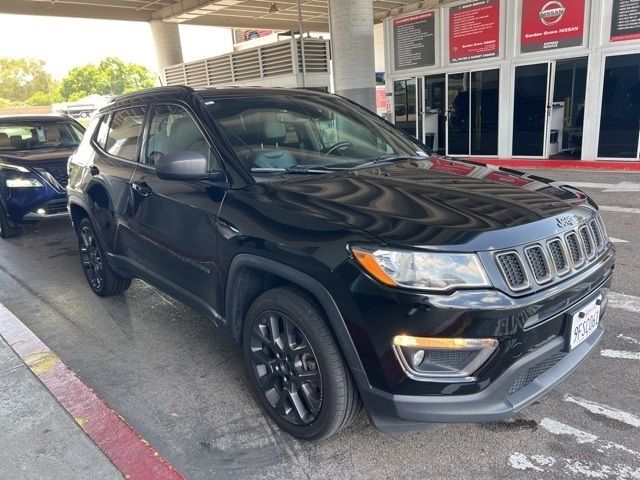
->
xmin=225 ymin=254 xmax=369 ymax=390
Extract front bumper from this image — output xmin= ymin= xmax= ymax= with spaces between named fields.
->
xmin=22 ymin=199 xmax=69 ymax=220
xmin=360 ymin=321 xmax=603 ymax=432
xmin=332 ymin=244 xmax=614 ymax=433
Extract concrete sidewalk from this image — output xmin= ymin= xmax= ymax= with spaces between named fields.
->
xmin=0 ymin=335 xmax=122 ymax=480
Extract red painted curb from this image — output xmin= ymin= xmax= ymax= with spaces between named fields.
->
xmin=0 ymin=305 xmax=186 ymax=480
xmin=466 ymin=158 xmax=640 ymax=171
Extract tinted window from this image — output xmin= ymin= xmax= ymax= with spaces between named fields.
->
xmin=145 ymin=104 xmax=211 ymax=167
xmin=104 ymin=107 xmax=146 ymax=161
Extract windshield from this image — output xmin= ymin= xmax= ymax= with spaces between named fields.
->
xmin=0 ymin=121 xmax=84 ymax=152
xmin=205 ymin=94 xmax=429 ymax=174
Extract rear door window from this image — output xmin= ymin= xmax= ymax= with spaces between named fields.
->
xmin=104 ymin=107 xmax=147 ymax=161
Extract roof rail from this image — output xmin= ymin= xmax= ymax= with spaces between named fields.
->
xmin=109 ymin=85 xmax=194 ymax=103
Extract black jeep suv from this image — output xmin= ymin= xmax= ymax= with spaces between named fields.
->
xmin=67 ymin=86 xmax=615 ymax=440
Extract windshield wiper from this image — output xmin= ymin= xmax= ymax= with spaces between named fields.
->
xmin=250 ymin=165 xmax=335 ymax=174
xmin=352 ymin=155 xmax=421 ymax=169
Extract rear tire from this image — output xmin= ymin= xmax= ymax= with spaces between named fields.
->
xmin=243 ymin=286 xmax=361 ymax=440
xmin=77 ymin=217 xmax=131 ymax=297
xmin=0 ymin=203 xmax=20 ymax=239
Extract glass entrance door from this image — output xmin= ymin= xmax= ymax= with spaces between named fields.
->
xmin=423 ymin=74 xmax=446 ymax=155
xmin=445 ymin=69 xmax=500 ymax=157
xmin=598 ymin=53 xmax=640 ymax=159
xmin=513 ymin=58 xmax=588 ymax=158
xmin=512 ymin=63 xmax=550 ymax=157
xmin=393 ymin=78 xmax=418 ymax=138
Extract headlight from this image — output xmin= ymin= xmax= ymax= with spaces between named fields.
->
xmin=351 ymin=246 xmax=491 ymax=291
xmin=6 ymin=177 xmax=43 ymax=188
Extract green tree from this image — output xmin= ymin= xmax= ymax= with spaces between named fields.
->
xmin=60 ymin=57 xmax=156 ymax=100
xmin=26 ymin=90 xmax=63 ymax=106
xmin=0 ymin=57 xmax=57 ymax=103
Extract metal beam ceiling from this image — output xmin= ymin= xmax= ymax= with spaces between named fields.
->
xmin=0 ymin=0 xmax=451 ymax=30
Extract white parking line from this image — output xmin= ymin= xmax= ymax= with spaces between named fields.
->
xmin=608 ymin=292 xmax=640 ymax=314
xmin=540 ymin=418 xmax=597 ymax=443
xmin=610 ymin=237 xmax=630 ymax=243
xmin=540 ymin=418 xmax=640 ymax=459
xmin=567 ymin=182 xmax=640 ymax=192
xmin=600 ymin=206 xmax=640 ymax=214
xmin=568 ymin=182 xmax=619 ymax=189
xmin=509 ymin=453 xmax=543 ymax=472
xmin=601 ymin=350 xmax=640 ymax=360
xmin=618 ymin=334 xmax=640 ymax=346
xmin=508 ymin=453 xmax=640 ymax=478
xmin=564 ymin=395 xmax=640 ymax=428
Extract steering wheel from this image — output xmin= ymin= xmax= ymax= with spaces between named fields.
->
xmin=323 ymin=141 xmax=353 ymax=157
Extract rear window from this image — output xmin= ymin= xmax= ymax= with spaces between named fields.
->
xmin=103 ymin=107 xmax=146 ymax=161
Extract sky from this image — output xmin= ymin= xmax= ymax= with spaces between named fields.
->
xmin=0 ymin=14 xmax=234 ymax=79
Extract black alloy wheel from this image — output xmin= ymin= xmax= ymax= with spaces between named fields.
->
xmin=249 ymin=310 xmax=323 ymax=426
xmin=79 ymin=224 xmax=104 ymax=291
xmin=243 ymin=286 xmax=361 ymax=440
xmin=76 ymin=217 xmax=131 ymax=297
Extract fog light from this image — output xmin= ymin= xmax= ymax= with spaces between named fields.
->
xmin=412 ymin=349 xmax=425 ymax=367
xmin=392 ymin=335 xmax=498 ymax=382
xmin=36 ymin=208 xmax=46 ymax=215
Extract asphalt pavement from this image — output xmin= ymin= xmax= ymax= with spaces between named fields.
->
xmin=0 ymin=169 xmax=638 ymax=479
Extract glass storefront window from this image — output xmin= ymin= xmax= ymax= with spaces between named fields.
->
xmin=598 ymin=54 xmax=640 ymax=159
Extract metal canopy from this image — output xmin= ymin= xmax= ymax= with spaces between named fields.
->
xmin=0 ymin=0 xmax=447 ymax=31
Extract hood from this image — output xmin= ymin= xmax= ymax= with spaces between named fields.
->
xmin=0 ymin=149 xmax=74 ymax=167
xmin=268 ymin=157 xmax=588 ymax=249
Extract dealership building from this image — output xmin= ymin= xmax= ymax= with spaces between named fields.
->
xmin=383 ymin=0 xmax=640 ymax=162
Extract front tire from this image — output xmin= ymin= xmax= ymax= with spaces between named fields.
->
xmin=77 ymin=217 xmax=131 ymax=297
xmin=243 ymin=286 xmax=361 ymax=440
xmin=0 ymin=203 xmax=20 ymax=239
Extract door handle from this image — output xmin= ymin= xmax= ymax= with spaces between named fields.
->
xmin=89 ymin=165 xmax=99 ymax=176
xmin=132 ymin=181 xmax=152 ymax=197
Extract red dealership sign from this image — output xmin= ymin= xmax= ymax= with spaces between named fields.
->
xmin=449 ymin=0 xmax=500 ymax=63
xmin=521 ymin=0 xmax=586 ymax=52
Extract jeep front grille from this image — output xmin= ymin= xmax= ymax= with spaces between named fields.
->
xmin=494 ymin=214 xmax=608 ymax=292
xmin=496 ymin=252 xmax=528 ymax=290
xmin=525 ymin=246 xmax=551 ymax=283
xmin=565 ymin=232 xmax=584 ymax=267
xmin=547 ymin=239 xmax=570 ymax=276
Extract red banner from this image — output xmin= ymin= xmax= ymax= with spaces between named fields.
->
xmin=449 ymin=0 xmax=500 ymax=63
xmin=521 ymin=0 xmax=585 ymax=52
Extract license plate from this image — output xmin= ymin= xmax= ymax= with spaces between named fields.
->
xmin=569 ymin=296 xmax=602 ymax=350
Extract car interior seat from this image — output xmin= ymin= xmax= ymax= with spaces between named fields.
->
xmin=9 ymin=135 xmax=25 ymax=150
xmin=167 ymin=117 xmax=209 ymax=159
xmin=45 ymin=126 xmax=62 ymax=146
xmin=252 ymin=113 xmax=296 ymax=169
xmin=0 ymin=132 xmax=10 ymax=148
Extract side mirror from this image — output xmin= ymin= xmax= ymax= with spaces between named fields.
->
xmin=156 ymin=150 xmax=221 ymax=181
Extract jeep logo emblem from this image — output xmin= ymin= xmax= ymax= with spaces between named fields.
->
xmin=556 ymin=215 xmax=577 ymax=228
xmin=539 ymin=1 xmax=566 ymax=26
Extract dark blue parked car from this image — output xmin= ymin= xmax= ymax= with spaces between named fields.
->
xmin=0 ymin=114 xmax=84 ymax=238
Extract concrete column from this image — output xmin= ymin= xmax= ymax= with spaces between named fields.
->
xmin=150 ymin=21 xmax=183 ymax=71
xmin=328 ymin=0 xmax=376 ymax=111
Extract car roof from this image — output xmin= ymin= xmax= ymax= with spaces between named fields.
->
xmin=102 ymin=85 xmax=330 ymax=112
xmin=0 ymin=113 xmax=73 ymax=122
